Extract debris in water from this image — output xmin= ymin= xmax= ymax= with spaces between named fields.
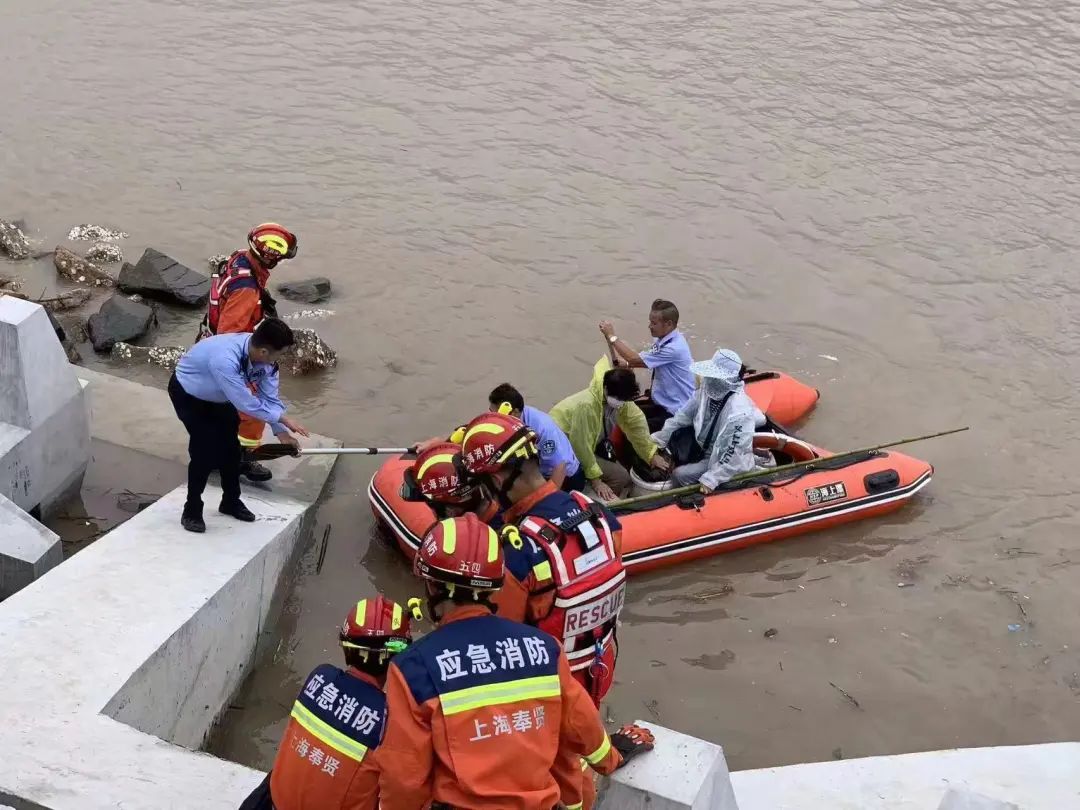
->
xmin=1007 ymin=624 xmax=1023 ymax=633
xmin=832 ymin=747 xmax=844 ymax=760
xmin=818 ymin=354 xmax=840 ymax=363
xmin=827 ymin=636 xmax=838 ymax=644
xmin=897 ymin=582 xmax=913 ymax=588
xmin=68 ymin=224 xmax=128 ymax=241
xmin=643 ymin=700 xmax=660 ymax=722
xmin=764 ymin=628 xmax=778 ymax=639
xmin=829 ymin=681 xmax=861 ymax=709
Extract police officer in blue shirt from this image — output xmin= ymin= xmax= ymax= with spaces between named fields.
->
xmin=169 ymin=318 xmax=309 ymax=533
xmin=599 ymin=298 xmax=696 ymax=431
xmin=487 ymin=383 xmax=585 ymax=492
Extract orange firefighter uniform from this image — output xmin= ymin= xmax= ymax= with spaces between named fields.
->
xmin=268 ymin=664 xmax=386 ymax=810
xmin=377 ymin=603 xmax=621 ymax=810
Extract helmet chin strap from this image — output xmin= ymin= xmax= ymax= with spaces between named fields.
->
xmin=486 ymin=464 xmax=522 ymax=509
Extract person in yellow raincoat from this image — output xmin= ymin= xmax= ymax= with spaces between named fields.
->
xmin=549 ymin=358 xmax=668 ymax=501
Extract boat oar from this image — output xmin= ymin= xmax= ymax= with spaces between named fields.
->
xmin=247 ymin=445 xmax=417 ymax=461
xmin=610 ymin=426 xmax=969 ymax=510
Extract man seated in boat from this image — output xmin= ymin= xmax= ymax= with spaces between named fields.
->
xmin=487 ymin=383 xmax=586 ymax=492
xmin=651 ymin=348 xmax=758 ymax=491
xmin=549 ymin=359 xmax=670 ymax=501
xmin=598 ymin=298 xmax=696 ymax=432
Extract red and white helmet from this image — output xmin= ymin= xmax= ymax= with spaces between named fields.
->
xmin=414 ymin=513 xmax=504 ymax=593
xmin=460 ymin=412 xmax=538 ymax=476
xmin=340 ymin=595 xmax=413 ymax=658
xmin=248 ymin=222 xmax=298 ymax=267
xmin=412 ymin=442 xmax=476 ymax=504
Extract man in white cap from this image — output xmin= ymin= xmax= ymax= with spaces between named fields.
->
xmin=650 ymin=348 xmax=757 ymax=490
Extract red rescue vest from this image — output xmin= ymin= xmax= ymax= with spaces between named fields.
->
xmin=200 ymin=251 xmax=268 ymax=338
xmin=517 ymin=492 xmax=626 ymax=679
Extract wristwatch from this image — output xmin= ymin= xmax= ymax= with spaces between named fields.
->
xmin=608 ymin=334 xmax=618 ymax=344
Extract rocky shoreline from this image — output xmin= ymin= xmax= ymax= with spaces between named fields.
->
xmin=0 ymin=218 xmax=338 ymax=373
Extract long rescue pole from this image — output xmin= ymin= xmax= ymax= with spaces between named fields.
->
xmin=609 ymin=426 xmax=969 ymax=510
xmin=249 ymin=445 xmax=417 ymax=461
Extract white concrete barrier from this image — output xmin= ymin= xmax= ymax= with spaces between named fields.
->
xmin=731 ymin=742 xmax=1080 ymax=809
xmin=598 ymin=721 xmax=739 ymax=809
xmin=0 ymin=366 xmax=339 ymax=809
xmin=0 ymin=493 xmax=62 ymax=599
xmin=0 ymin=297 xmax=90 ymax=518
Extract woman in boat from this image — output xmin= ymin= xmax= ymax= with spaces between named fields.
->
xmin=549 ymin=358 xmax=669 ymax=501
xmin=651 ymin=348 xmax=757 ymax=491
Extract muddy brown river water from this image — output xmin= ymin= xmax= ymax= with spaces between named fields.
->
xmin=4 ymin=0 xmax=1080 ymax=773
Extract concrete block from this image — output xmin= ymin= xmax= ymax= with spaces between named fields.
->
xmin=0 ymin=297 xmax=84 ymax=430
xmin=0 ymin=493 xmax=62 ymax=599
xmin=0 ymin=298 xmax=90 ymax=516
xmin=597 ymin=721 xmax=739 ymax=810
xmin=938 ymin=788 xmax=1019 ymax=810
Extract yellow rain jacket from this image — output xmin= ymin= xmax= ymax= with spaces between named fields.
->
xmin=549 ymin=357 xmax=658 ymax=482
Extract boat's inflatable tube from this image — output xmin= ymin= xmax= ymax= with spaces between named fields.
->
xmin=368 ymin=436 xmax=933 ymax=576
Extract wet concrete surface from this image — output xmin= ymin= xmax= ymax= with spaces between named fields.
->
xmin=44 ymin=439 xmax=185 ymax=555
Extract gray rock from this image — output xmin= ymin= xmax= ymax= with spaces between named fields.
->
xmin=282 ymin=328 xmax=337 ymax=375
xmin=207 ymin=254 xmax=230 ymax=272
xmin=277 ymin=277 xmax=332 ymax=304
xmin=110 ymin=342 xmax=183 ymax=371
xmin=55 ymin=316 xmax=86 ymax=364
xmin=118 ymin=248 xmax=210 ymax=306
xmin=85 ymin=242 xmax=123 ymax=263
xmin=0 ymin=219 xmax=31 ymax=260
xmin=67 ymin=224 xmax=128 ymax=241
xmin=87 ymin=295 xmax=156 ymax=352
xmin=0 ymin=276 xmax=21 ymax=293
xmin=54 ymin=247 xmax=116 ymax=287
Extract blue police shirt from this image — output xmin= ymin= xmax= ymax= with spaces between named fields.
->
xmin=175 ymin=332 xmax=287 ymax=433
xmin=522 ymin=406 xmax=580 ymax=479
xmin=641 ymin=330 xmax=695 ymax=414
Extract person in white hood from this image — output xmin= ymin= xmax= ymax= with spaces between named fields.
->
xmin=650 ymin=348 xmax=757 ymax=491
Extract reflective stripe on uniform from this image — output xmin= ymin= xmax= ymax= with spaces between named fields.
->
xmin=566 ymin=804 xmax=583 ymax=809
xmin=391 ymin=602 xmax=403 ymax=630
xmin=289 ymin=701 xmax=369 ymax=763
xmin=585 ymin=734 xmax=612 ymax=765
xmin=532 ymin=561 xmax=553 ymax=582
xmin=238 ymin=434 xmax=262 ymax=448
xmin=440 ymin=675 xmax=560 ymax=716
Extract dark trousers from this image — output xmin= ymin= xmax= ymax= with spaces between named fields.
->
xmin=169 ymin=374 xmax=242 ymax=514
xmin=561 ymin=466 xmax=588 ymax=493
xmin=637 ymin=394 xmax=674 ymax=433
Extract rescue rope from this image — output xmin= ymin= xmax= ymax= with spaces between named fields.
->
xmin=609 ymin=426 xmax=969 ymax=511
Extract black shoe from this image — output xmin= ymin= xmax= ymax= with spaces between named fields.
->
xmin=219 ymin=499 xmax=256 ymax=522
xmin=182 ymin=513 xmax=206 ymax=533
xmin=240 ymin=458 xmax=273 ymax=482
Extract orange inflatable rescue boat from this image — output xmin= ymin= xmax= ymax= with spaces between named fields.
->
xmin=367 ymin=371 xmax=933 ymax=575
